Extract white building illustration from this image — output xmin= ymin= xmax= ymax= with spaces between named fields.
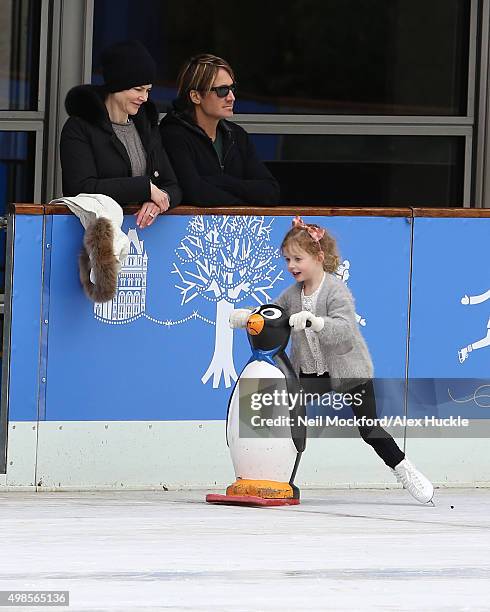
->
xmin=94 ymin=228 xmax=147 ymax=322
xmin=458 ymin=289 xmax=490 ymax=363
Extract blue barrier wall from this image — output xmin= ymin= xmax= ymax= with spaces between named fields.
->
xmin=5 ymin=208 xmax=490 ymax=489
xmin=8 ymin=215 xmax=45 ymax=421
xmin=408 ymin=217 xmax=490 ymax=420
xmin=410 ymin=217 xmax=490 ymax=378
xmin=12 ymin=214 xmax=411 ymax=422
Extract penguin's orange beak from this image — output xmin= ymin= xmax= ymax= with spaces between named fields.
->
xmin=247 ymin=313 xmax=264 ymax=336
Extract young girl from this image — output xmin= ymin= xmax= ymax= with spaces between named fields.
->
xmin=230 ymin=216 xmax=434 ymax=505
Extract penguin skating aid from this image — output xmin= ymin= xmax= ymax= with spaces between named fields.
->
xmin=206 ymin=305 xmax=307 ymax=507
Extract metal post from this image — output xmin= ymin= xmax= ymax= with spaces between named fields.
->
xmin=475 ymin=0 xmax=490 ymax=207
xmin=43 ymin=0 xmax=94 ymax=203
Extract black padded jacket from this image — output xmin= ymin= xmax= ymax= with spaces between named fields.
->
xmin=159 ymin=109 xmax=279 ymax=206
xmin=60 ymin=85 xmax=182 ymax=206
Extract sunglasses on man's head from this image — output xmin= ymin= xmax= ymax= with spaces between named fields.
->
xmin=210 ymin=83 xmax=237 ymax=98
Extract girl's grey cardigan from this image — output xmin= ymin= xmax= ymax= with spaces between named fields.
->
xmin=275 ymin=274 xmax=374 ymax=390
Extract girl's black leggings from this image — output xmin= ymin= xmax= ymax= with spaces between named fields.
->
xmin=300 ymin=373 xmax=405 ymax=469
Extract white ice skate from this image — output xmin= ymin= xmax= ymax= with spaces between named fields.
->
xmin=391 ymin=459 xmax=434 ymax=505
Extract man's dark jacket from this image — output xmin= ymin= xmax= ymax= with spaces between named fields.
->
xmin=159 ymin=109 xmax=280 ymax=206
xmin=60 ymin=85 xmax=182 ymax=206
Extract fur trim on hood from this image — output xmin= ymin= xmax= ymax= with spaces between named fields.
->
xmin=65 ymin=84 xmax=159 ymax=128
xmin=79 ymin=217 xmax=119 ymax=303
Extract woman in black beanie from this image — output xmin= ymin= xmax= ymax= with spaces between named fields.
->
xmin=159 ymin=53 xmax=279 ymax=206
xmin=60 ymin=40 xmax=182 ymax=228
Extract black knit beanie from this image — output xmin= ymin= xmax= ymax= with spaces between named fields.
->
xmin=101 ymin=40 xmax=156 ymax=93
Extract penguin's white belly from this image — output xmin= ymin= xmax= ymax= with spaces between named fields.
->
xmin=227 ymin=360 xmax=298 ymax=482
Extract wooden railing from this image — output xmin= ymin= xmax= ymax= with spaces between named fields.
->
xmin=11 ymin=203 xmax=490 ymax=217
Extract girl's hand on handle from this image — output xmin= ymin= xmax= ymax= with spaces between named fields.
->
xmin=229 ymin=309 xmax=252 ymax=329
xmin=150 ymin=182 xmax=170 ymax=213
xmin=289 ymin=311 xmax=324 ymax=332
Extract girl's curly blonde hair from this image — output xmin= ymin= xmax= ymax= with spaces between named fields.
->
xmin=281 ymin=223 xmax=340 ymax=273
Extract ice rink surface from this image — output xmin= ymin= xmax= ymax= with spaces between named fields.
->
xmin=1 ymin=488 xmax=489 ymax=611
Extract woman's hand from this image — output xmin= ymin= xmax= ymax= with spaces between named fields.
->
xmin=289 ymin=311 xmax=324 ymax=332
xmin=150 ymin=182 xmax=170 ymax=213
xmin=135 ymin=201 xmax=161 ymax=228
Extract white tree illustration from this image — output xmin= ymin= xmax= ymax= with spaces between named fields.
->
xmin=172 ymin=215 xmax=283 ymax=388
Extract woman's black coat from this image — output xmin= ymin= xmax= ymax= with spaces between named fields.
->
xmin=60 ymin=85 xmax=182 ymax=206
xmin=159 ymin=109 xmax=280 ymax=206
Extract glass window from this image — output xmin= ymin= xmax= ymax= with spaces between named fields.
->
xmin=0 ymin=0 xmax=42 ymax=110
xmin=93 ymin=0 xmax=470 ymax=115
xmin=250 ymin=134 xmax=465 ymax=206
xmin=0 ymin=131 xmax=35 ymax=291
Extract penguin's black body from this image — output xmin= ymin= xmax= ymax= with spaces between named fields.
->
xmin=226 ymin=304 xmax=307 ymax=454
xmin=207 ymin=305 xmax=307 ymax=506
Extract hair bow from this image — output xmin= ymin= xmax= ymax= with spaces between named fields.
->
xmin=292 ymin=216 xmax=326 ymax=242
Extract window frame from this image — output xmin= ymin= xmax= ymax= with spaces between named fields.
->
xmin=0 ymin=0 xmax=50 ymax=474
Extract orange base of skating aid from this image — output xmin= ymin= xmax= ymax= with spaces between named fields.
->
xmin=205 ymin=494 xmax=300 ymax=507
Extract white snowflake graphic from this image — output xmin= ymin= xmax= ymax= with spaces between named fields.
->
xmin=334 ymin=259 xmax=366 ymax=326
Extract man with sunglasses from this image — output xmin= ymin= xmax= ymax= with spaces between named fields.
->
xmin=159 ymin=54 xmax=280 ymax=206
